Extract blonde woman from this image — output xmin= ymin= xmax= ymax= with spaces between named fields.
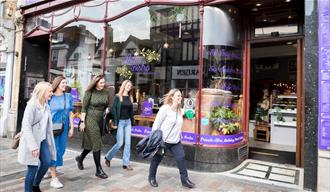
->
xmin=17 ymin=82 xmax=56 ymax=192
xmin=105 ymin=80 xmax=134 ymax=170
xmin=47 ymin=76 xmax=74 ymax=189
xmin=75 ymin=75 xmax=109 ymax=179
xmin=148 ymin=89 xmax=195 ymax=188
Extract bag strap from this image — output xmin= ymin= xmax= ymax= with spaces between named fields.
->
xmin=61 ymin=94 xmax=67 ymax=123
xmin=163 ymin=111 xmax=178 ymax=142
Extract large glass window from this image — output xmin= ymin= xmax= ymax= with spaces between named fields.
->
xmin=201 ymin=5 xmax=244 ymax=146
xmin=105 ymin=5 xmax=200 ymax=144
xmin=50 ymin=21 xmax=104 ymax=101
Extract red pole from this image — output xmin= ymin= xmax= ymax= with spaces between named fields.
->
xmin=101 ymin=1 xmax=109 ymax=76
xmin=197 ymin=4 xmax=204 ymax=146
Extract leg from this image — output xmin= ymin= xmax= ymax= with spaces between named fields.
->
xmin=75 ymin=149 xmax=91 ymax=170
xmin=149 ymin=152 xmax=164 ymax=180
xmin=33 ymin=140 xmax=52 ymax=186
xmin=169 ymin=142 xmax=195 ymax=188
xmin=93 ymin=150 xmax=108 ymax=179
xmin=25 ymin=165 xmax=38 ymax=192
xmin=105 ymin=120 xmax=124 ymax=161
xmin=122 ymin=119 xmax=131 ymax=166
xmin=169 ymin=142 xmax=188 ymax=182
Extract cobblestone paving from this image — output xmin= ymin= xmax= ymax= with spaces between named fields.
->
xmin=0 ymin=138 xmax=301 ymax=192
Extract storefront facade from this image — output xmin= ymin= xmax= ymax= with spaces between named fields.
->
xmin=9 ymin=0 xmax=324 ymax=190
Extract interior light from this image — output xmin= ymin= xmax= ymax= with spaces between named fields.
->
xmin=286 ymin=42 xmax=293 ymax=45
xmin=288 ymin=15 xmax=293 ymax=19
xmin=134 ymin=51 xmax=139 ymax=56
xmin=163 ymin=42 xmax=169 ymax=49
xmin=263 ymin=19 xmax=267 ymax=22
xmin=251 ymin=8 xmax=258 ymax=12
xmin=256 ymin=3 xmax=262 ymax=6
xmin=285 ymin=0 xmax=291 ymax=2
xmin=109 ymin=48 xmax=114 ymax=53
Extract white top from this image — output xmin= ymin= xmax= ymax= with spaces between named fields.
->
xmin=152 ymin=104 xmax=183 ymax=144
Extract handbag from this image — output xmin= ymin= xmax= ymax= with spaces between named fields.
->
xmin=136 ymin=112 xmax=177 ymax=159
xmin=53 ymin=94 xmax=66 ymax=136
xmin=12 ymin=119 xmax=41 ymax=149
xmin=100 ymin=107 xmax=116 ymax=136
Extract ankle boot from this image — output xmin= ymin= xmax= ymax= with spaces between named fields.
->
xmin=93 ymin=151 xmax=108 ymax=179
xmin=32 ymin=186 xmax=42 ymax=192
xmin=182 ymin=178 xmax=195 ymax=188
xmin=76 ymin=149 xmax=91 ymax=170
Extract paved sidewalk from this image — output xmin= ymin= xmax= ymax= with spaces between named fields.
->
xmin=0 ymin=138 xmax=301 ymax=192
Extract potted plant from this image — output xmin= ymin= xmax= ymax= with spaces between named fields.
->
xmin=209 ymin=106 xmax=240 ymax=135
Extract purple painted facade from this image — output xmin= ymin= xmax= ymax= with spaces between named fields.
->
xmin=318 ymin=0 xmax=330 ymax=150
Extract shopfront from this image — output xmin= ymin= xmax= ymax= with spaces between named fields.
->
xmin=16 ymin=0 xmax=305 ymax=172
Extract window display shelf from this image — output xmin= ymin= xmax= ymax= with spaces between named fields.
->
xmin=273 ymin=121 xmax=296 ymax=127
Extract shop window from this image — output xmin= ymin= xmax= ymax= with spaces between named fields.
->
xmin=80 ymin=1 xmax=106 ymax=20
xmin=255 ymin=24 xmax=298 ymax=38
xmin=50 ymin=21 xmax=104 ymax=102
xmin=201 ymin=5 xmax=244 ymax=146
xmin=107 ymin=0 xmax=144 ymax=19
xmin=105 ymin=5 xmax=200 ymax=144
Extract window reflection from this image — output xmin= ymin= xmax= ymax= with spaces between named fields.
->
xmin=50 ymin=22 xmax=104 ymax=101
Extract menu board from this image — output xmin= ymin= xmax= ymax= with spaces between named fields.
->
xmin=318 ymin=0 xmax=330 ymax=150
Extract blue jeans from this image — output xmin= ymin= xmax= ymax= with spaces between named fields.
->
xmin=149 ymin=142 xmax=188 ymax=183
xmin=25 ymin=140 xmax=51 ymax=192
xmin=105 ymin=119 xmax=131 ymax=166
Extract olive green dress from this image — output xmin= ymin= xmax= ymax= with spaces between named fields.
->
xmin=81 ymin=89 xmax=109 ymax=151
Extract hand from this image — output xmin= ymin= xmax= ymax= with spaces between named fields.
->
xmin=79 ymin=123 xmax=85 ymax=132
xmin=32 ymin=149 xmax=39 ymax=158
xmin=68 ymin=128 xmax=74 ymax=138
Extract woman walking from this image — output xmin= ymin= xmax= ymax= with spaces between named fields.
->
xmin=17 ymin=82 xmax=56 ymax=192
xmin=105 ymin=80 xmax=134 ymax=171
xmin=75 ymin=75 xmax=109 ymax=179
xmin=148 ymin=89 xmax=195 ymax=188
xmin=47 ymin=76 xmax=74 ymax=188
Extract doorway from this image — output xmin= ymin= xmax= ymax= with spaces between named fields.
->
xmin=16 ymin=35 xmax=49 ymax=131
xmin=248 ymin=40 xmax=301 ymax=165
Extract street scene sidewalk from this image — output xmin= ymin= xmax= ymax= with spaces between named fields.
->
xmin=0 ymin=138 xmax=301 ymax=192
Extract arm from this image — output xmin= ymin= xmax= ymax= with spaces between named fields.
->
xmin=80 ymin=91 xmax=92 ymax=131
xmin=152 ymin=105 xmax=167 ymax=131
xmin=111 ymin=96 xmax=119 ymax=126
xmin=68 ymin=94 xmax=74 ymax=137
xmin=21 ymin=103 xmax=38 ymax=151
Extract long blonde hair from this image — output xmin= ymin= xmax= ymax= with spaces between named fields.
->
xmin=118 ymin=80 xmax=133 ymax=102
xmin=28 ymin=81 xmax=52 ymax=105
xmin=86 ymin=75 xmax=103 ymax=92
xmin=162 ymin=88 xmax=182 ymax=109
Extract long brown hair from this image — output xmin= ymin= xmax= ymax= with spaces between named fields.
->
xmin=52 ymin=76 xmax=66 ymax=92
xmin=86 ymin=75 xmax=103 ymax=92
xmin=117 ymin=80 xmax=133 ymax=102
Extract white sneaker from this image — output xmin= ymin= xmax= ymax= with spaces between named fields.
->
xmin=50 ymin=177 xmax=64 ymax=189
xmin=44 ymin=171 xmax=51 ymax=179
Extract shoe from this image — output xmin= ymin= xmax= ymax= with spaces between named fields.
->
xmin=182 ymin=178 xmax=195 ymax=188
xmin=122 ymin=165 xmax=133 ymax=171
xmin=50 ymin=177 xmax=64 ymax=189
xmin=43 ymin=171 xmax=51 ymax=179
xmin=32 ymin=186 xmax=42 ymax=192
xmin=75 ymin=156 xmax=84 ymax=170
xmin=105 ymin=157 xmax=111 ymax=167
xmin=148 ymin=177 xmax=158 ymax=187
xmin=95 ymin=166 xmax=108 ymax=179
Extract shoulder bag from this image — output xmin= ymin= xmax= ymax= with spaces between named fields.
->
xmin=11 ymin=119 xmax=41 ymax=149
xmin=53 ymin=94 xmax=66 ymax=136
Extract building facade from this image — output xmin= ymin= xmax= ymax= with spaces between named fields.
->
xmin=0 ymin=0 xmax=17 ymax=137
xmin=8 ymin=0 xmax=329 ymax=191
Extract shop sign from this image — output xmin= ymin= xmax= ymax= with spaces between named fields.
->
xmin=131 ymin=126 xmax=197 ymax=143
xmin=200 ymin=132 xmax=244 ymax=145
xmin=318 ymin=0 xmax=330 ymax=150
xmin=172 ymin=66 xmax=199 ymax=79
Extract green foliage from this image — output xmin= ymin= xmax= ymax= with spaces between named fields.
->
xmin=140 ymin=48 xmax=160 ymax=64
xmin=210 ymin=106 xmax=240 ymax=135
xmin=275 ymin=107 xmax=285 ymax=122
xmin=116 ymin=65 xmax=132 ymax=80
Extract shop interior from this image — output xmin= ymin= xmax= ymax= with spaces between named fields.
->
xmin=248 ymin=41 xmax=297 ymax=164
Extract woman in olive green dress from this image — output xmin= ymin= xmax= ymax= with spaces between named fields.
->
xmin=75 ymin=75 xmax=109 ymax=179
